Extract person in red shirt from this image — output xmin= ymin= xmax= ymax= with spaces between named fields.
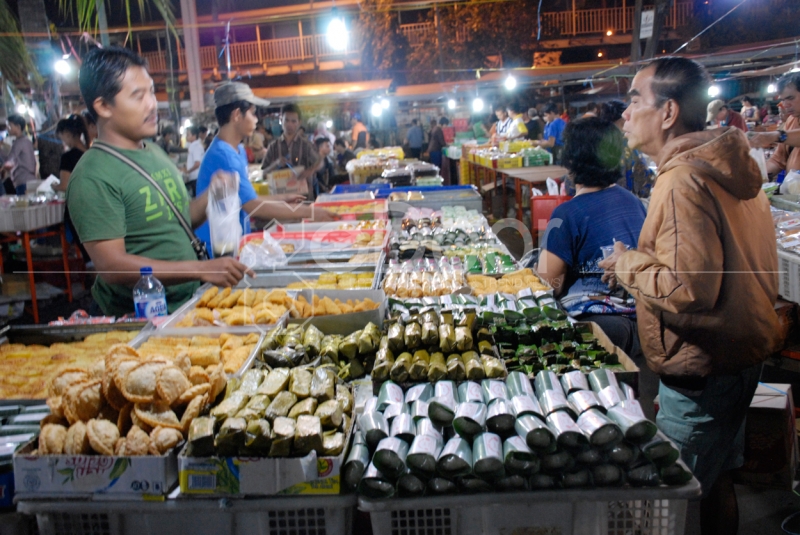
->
xmin=707 ymin=99 xmax=747 ymax=131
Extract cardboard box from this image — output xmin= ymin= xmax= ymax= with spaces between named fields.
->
xmin=1 ymin=274 xmax=30 ymax=297
xmin=267 ymin=167 xmax=308 ymax=196
xmin=13 ymin=442 xmax=178 ymax=499
xmin=734 ymin=383 xmax=799 ymax=490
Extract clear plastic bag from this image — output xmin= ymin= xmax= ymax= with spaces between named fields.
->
xmin=780 ymin=170 xmax=800 ymax=195
xmin=207 ymin=171 xmax=243 ymax=258
xmin=749 ymin=148 xmax=769 ymax=183
xmin=239 ymin=232 xmax=288 ymax=269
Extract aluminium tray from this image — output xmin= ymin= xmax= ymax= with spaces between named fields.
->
xmin=0 ymin=322 xmax=150 ymax=346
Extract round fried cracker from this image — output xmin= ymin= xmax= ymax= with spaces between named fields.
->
xmin=149 ymin=427 xmax=183 ymax=456
xmin=63 ymin=380 xmax=102 ymax=424
xmin=174 ymin=383 xmax=211 ymax=406
xmin=156 ymin=366 xmax=192 ymax=406
xmin=187 ymin=366 xmax=209 ymax=386
xmin=173 ymin=353 xmax=191 ymax=375
xmin=86 ymin=419 xmax=120 ymax=456
xmin=125 ymin=425 xmax=151 ymax=456
xmin=47 ymin=396 xmax=64 ymax=419
xmin=180 ymin=394 xmax=209 ymax=434
xmin=134 ymin=402 xmax=182 ymax=430
xmin=64 ymin=421 xmax=91 ymax=455
xmin=121 ymin=360 xmax=168 ymax=403
xmin=207 ymin=363 xmax=227 ymax=401
xmin=112 ymin=358 xmax=141 ymax=392
xmin=39 ymin=424 xmax=68 ymax=455
xmin=49 ymin=369 xmax=90 ymax=398
xmin=114 ymin=438 xmax=127 ymax=455
xmin=130 ymin=409 xmax=153 ymax=434
xmin=117 ymin=403 xmax=134 ymax=437
xmin=107 ymin=344 xmax=139 ymax=358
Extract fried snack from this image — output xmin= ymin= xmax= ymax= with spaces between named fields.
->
xmin=238 ymin=288 xmax=258 ymax=307
xmin=188 ymin=366 xmax=210 ymax=385
xmin=47 ymin=396 xmax=65 ymax=419
xmin=222 ymin=346 xmax=251 ymax=375
xmin=86 ymin=419 xmax=120 ymax=455
xmin=64 ymin=380 xmax=102 ymax=424
xmin=102 ymin=364 xmax=129 ymax=411
xmin=175 ymin=383 xmax=211 ymax=406
xmin=39 ymin=424 xmax=68 ymax=455
xmin=121 ymin=360 xmax=168 ymax=404
xmin=156 ymin=366 xmax=191 ymax=405
xmin=181 ymin=394 xmax=209 ymax=433
xmin=117 ymin=403 xmax=134 ymax=437
xmin=206 ymin=287 xmax=231 ymax=309
xmin=208 ymin=363 xmax=227 ymax=401
xmin=196 ymin=286 xmax=219 ymax=308
xmin=124 ymin=425 xmax=151 ymax=456
xmin=149 ymin=426 xmax=184 ymax=456
xmin=134 ymin=402 xmax=182 ymax=430
xmin=219 ymin=289 xmax=243 ymax=309
xmin=184 ymin=347 xmax=221 ymax=367
xmin=130 ymin=409 xmax=153 ymax=434
xmin=50 ymin=369 xmax=90 ymax=398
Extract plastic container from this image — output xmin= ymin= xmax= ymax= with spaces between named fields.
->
xmin=133 ymin=267 xmax=168 ymax=319
xmin=18 ymin=494 xmax=356 ymax=535
xmin=360 ymin=478 xmax=700 ymax=535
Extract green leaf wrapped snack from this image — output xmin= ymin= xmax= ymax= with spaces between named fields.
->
xmin=320 ymin=335 xmax=341 ymax=362
xmin=336 ymin=384 xmax=353 ymax=414
xmin=294 ymin=415 xmax=324 ymax=456
xmin=288 ymin=397 xmax=318 ymax=420
xmin=236 ymin=394 xmax=271 ymax=421
xmin=439 ymin=323 xmax=457 ymax=353
xmin=372 ymin=346 xmax=396 ymax=381
xmin=409 ymin=349 xmax=431 ymax=381
xmin=446 ymin=353 xmax=466 ymax=381
xmin=360 ymin=411 xmax=389 ymax=451
xmin=387 ymin=322 xmax=405 ymax=353
xmin=473 ymin=432 xmax=505 ymax=480
xmin=343 ymin=435 xmax=370 ymax=490
xmin=265 ymin=391 xmax=298 ymax=422
xmin=481 ymin=355 xmax=507 ymax=379
xmin=427 ymin=352 xmax=447 ymax=382
xmin=243 ymin=419 xmax=272 ymax=453
xmin=515 ymin=414 xmax=556 ymax=453
xmin=359 ymin=463 xmax=395 ymax=499
xmin=215 ymin=417 xmax=247 ymax=456
xmin=303 ymin=324 xmax=324 ymax=358
xmin=462 ymin=351 xmax=485 ymax=381
xmin=390 ymin=352 xmax=413 ymax=383
xmin=210 ymin=391 xmax=249 ymax=424
xmin=315 ymin=400 xmax=344 ymax=429
xmin=187 ymin=416 xmax=215 ymax=457
xmin=358 ymin=323 xmax=381 ymax=354
xmin=339 ymin=331 xmax=361 ymax=360
xmin=372 ymin=436 xmax=409 ymax=479
xmin=269 ymin=417 xmax=296 ymax=457
xmin=503 ymin=436 xmax=539 ymax=476
xmin=238 ymin=369 xmax=265 ymax=397
xmin=322 ymin=430 xmax=345 ymax=456
xmin=289 ymin=368 xmax=313 ymax=399
xmin=453 ymin=402 xmax=487 ymax=440
xmin=404 ymin=322 xmax=422 ymax=350
xmin=437 ymin=436 xmax=473 ymax=478
xmin=310 ymin=367 xmax=337 ymax=402
xmin=406 ymin=433 xmax=444 ymax=479
xmin=257 ymin=368 xmax=290 ymax=398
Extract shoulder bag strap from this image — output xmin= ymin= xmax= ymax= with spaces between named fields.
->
xmin=91 ymin=142 xmax=209 ymax=261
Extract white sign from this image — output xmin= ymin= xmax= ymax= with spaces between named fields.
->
xmin=640 ymin=10 xmax=654 ymax=39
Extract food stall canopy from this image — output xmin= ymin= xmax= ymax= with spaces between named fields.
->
xmin=394 ymin=81 xmax=478 ymax=102
xmin=252 ymin=79 xmax=394 ymax=104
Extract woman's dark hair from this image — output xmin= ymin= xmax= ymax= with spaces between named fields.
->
xmin=742 ymin=96 xmax=754 ymax=106
xmin=543 ymin=103 xmax=559 ymax=115
xmin=643 ymin=56 xmax=709 ymax=133
xmin=79 ymin=47 xmax=148 ymax=121
xmin=600 ymin=100 xmax=627 ymax=123
xmin=215 ymin=100 xmax=253 ymax=126
xmin=56 ymin=114 xmax=89 ymax=142
xmin=562 ymin=117 xmax=624 ymax=188
xmin=7 ymin=114 xmax=26 ymax=130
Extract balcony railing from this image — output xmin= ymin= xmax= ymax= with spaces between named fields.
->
xmin=542 ymin=2 xmax=692 ymax=36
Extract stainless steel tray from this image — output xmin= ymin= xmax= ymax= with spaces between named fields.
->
xmin=0 ymin=322 xmax=151 ymax=346
xmin=243 ymin=268 xmax=381 ymax=291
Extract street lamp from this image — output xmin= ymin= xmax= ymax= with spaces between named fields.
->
xmin=708 ymin=85 xmax=721 ymax=98
xmin=326 ymin=120 xmax=333 ymax=128
xmin=327 ymin=9 xmax=348 ymax=51
xmin=768 ymin=83 xmax=777 ymax=94
xmin=606 ymin=30 xmax=613 ymax=36
xmin=15 ymin=103 xmax=27 ymax=115
xmin=447 ymin=99 xmax=456 ymax=110
xmin=472 ymin=98 xmax=484 ymax=112
xmin=54 ymin=55 xmax=71 ymax=76
xmin=371 ymin=102 xmax=383 ymax=117
xmin=504 ymin=75 xmax=517 ymax=91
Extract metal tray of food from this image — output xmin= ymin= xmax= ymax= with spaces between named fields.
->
xmin=273 ymin=249 xmax=386 ymax=271
xmin=0 ymin=322 xmax=151 ymax=346
xmin=233 ymin=270 xmax=381 ymax=292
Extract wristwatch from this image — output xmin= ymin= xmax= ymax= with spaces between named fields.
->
xmin=778 ymin=130 xmax=788 ymax=143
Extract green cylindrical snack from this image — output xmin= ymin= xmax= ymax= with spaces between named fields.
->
xmin=481 ymin=355 xmax=507 ymax=379
xmin=539 ymin=390 xmax=575 ymax=418
xmin=187 ymin=416 xmax=216 ymax=457
xmin=627 ymin=462 xmax=661 ymax=487
xmin=473 ymin=432 xmax=505 ymax=480
xmin=409 ymin=349 xmax=431 ymax=381
xmin=453 ymin=402 xmax=487 ymax=440
xmin=262 ymin=326 xmax=282 ymax=351
xmin=529 ymin=473 xmax=558 ymax=489
xmin=310 ymin=367 xmax=337 ymax=402
xmin=359 ymin=463 xmax=395 ymax=498
xmin=390 ymin=352 xmax=413 ymax=383
xmin=458 ymin=475 xmax=494 ymax=493
xmin=506 ymin=371 xmax=536 ymax=399
xmin=446 ymin=353 xmax=467 ymax=381
xmin=458 ymin=382 xmax=484 ymax=404
xmin=215 ymin=417 xmax=247 ymax=456
xmin=496 ymin=474 xmax=527 ymax=492
xmin=409 ymin=400 xmax=429 ymax=421
xmin=546 ymin=411 xmax=588 ymax=450
xmin=428 ymin=352 xmax=447 ymax=382
xmin=303 ymin=324 xmax=324 ymax=358
xmin=358 ymin=322 xmax=382 ymax=354
xmin=641 ymin=432 xmax=681 ymax=467
xmin=606 ymin=405 xmax=658 ymax=444
xmin=397 ymin=470 xmax=427 ymax=497
xmin=510 ymin=395 xmax=544 ymax=420
xmin=387 ymin=323 xmax=405 ymax=353
xmin=486 ymin=399 xmax=515 ymax=437
xmin=608 ymin=442 xmax=640 ymax=467
xmin=481 ymin=379 xmax=509 ymax=404
xmin=437 ymin=437 xmax=473 ymax=478
xmin=503 ymin=436 xmax=539 ymax=476
xmin=577 ymin=409 xmax=623 ymax=449
xmin=315 ymin=399 xmax=344 ymax=429
xmin=541 ymin=450 xmax=575 ymax=474
xmin=289 ymin=368 xmax=313 ymax=399
xmin=343 ymin=441 xmax=371 ymax=491
xmin=264 ymin=391 xmax=299 ymax=423
xmin=439 ymin=324 xmax=457 ymax=353
xmin=588 ymin=368 xmax=619 ymax=393
xmin=597 ymin=385 xmax=626 ymax=410
xmin=568 ymin=390 xmax=603 ymax=416
xmin=390 ymin=413 xmax=417 ymax=444
xmin=562 ymin=468 xmax=591 ymax=488
xmin=373 ymin=436 xmax=410 ymax=479
xmin=462 ymin=351 xmax=485 ymax=381
xmin=427 ymin=477 xmax=458 ymax=495
xmin=428 ymin=396 xmax=456 ymax=427
xmin=661 ymin=463 xmax=693 ymax=486
xmin=515 ymin=414 xmax=556 ymax=453
xmin=575 ymin=447 xmax=604 ymax=466
xmin=560 ymin=370 xmax=589 ymax=394
xmin=592 ymin=463 xmax=623 ymax=486
xmin=416 ymin=418 xmax=443 ymax=441
xmin=533 ymin=371 xmax=563 ymax=398
xmin=378 ymin=380 xmax=406 ymax=411
xmin=287 ymin=397 xmax=318 ymax=420
xmin=360 ymin=411 xmax=389 ymax=451
xmin=404 ymin=322 xmax=423 ymax=350
xmin=407 ymin=433 xmax=444 ymax=479
xmin=405 ymin=383 xmax=433 ymax=404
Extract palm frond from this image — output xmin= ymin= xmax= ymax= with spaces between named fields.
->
xmin=58 ymin=0 xmax=178 ymax=41
xmin=0 ymin=0 xmax=40 ymax=86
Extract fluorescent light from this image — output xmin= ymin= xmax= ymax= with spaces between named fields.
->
xmin=371 ymin=102 xmax=383 ymax=117
xmin=504 ymin=75 xmax=517 ymax=91
xmin=606 ymin=30 xmax=613 ymax=36
xmin=54 ymin=58 xmax=71 ymax=75
xmin=183 ymin=118 xmax=192 ymax=128
xmin=327 ymin=14 xmax=348 ymax=51
xmin=447 ymin=99 xmax=456 ymax=110
xmin=768 ymin=83 xmax=777 ymax=93
xmin=708 ymin=85 xmax=721 ymax=97
xmin=15 ymin=103 xmax=27 ymax=115
xmin=472 ymin=98 xmax=484 ymax=112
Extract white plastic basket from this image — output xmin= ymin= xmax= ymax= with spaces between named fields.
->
xmin=18 ymin=494 xmax=356 ymax=535
xmin=360 ymin=479 xmax=701 ymax=535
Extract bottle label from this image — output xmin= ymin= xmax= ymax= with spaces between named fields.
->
xmin=135 ymin=298 xmax=168 ymax=319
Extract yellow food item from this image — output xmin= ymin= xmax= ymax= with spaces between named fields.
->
xmin=285 ymin=272 xmax=374 ymax=290
xmin=467 ymin=268 xmax=550 ymax=296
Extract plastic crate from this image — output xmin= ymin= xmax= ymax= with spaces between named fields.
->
xmin=19 ymin=494 xmax=356 ymax=535
xmin=531 ymin=195 xmax=572 ymax=231
xmin=360 ymin=480 xmax=700 ymax=535
xmin=778 ymin=250 xmax=800 ymax=303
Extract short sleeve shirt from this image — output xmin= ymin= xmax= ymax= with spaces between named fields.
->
xmin=543 ymin=186 xmax=646 ymax=316
xmin=60 ymin=148 xmax=84 ymax=173
xmin=66 ymin=142 xmax=199 ymax=317
xmin=406 ymin=126 xmax=424 ymax=149
xmin=544 ymin=118 xmax=567 ymax=147
xmin=195 ymin=138 xmax=258 ymax=258
xmin=262 ymin=135 xmax=319 ymax=171
xmin=186 ymin=139 xmax=205 ymax=182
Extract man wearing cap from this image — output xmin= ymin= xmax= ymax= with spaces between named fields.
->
xmin=196 ymin=83 xmax=331 ymax=257
xmin=707 ymin=99 xmax=747 ymax=131
xmin=262 ymin=102 xmax=321 ymax=200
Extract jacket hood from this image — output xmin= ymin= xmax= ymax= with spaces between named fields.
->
xmin=657 ymin=127 xmax=762 ymax=200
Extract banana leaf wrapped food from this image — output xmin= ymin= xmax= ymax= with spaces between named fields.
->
xmin=462 ymin=351 xmax=485 ymax=381
xmin=405 ymin=383 xmax=433 ymax=404
xmin=439 ymin=323 xmax=457 ymax=353
xmin=359 ymin=463 xmax=395 ymax=499
xmin=238 ymin=369 xmax=264 ymax=396
xmin=310 ymin=367 xmax=337 ymax=402
xmin=427 ymin=352 xmax=447 ymax=382
xmin=486 ymin=399 xmax=515 ymax=436
xmin=269 ymin=417 xmax=296 ymax=457
xmin=562 ymin=468 xmax=591 ymax=488
xmin=372 ymin=346 xmax=396 ymax=381
xmin=322 ymin=430 xmax=345 ymax=456
xmin=288 ymin=397 xmax=318 ymax=420
xmin=303 ymin=325 xmax=324 ymax=358
xmin=546 ymin=411 xmax=588 ymax=450
xmin=336 ymin=384 xmax=353 ymax=414
xmin=257 ymin=368 xmax=290 ymax=398
xmin=446 ymin=353 xmax=466 ymax=381
xmin=409 ymin=349 xmax=431 ymax=381
xmin=265 ymin=391 xmax=298 ymax=422
xmin=215 ymin=417 xmax=247 ymax=456
xmin=339 ymin=331 xmax=361 ymax=360
xmin=320 ymin=335 xmax=341 ymax=362
xmin=242 ymin=419 xmax=271 ymax=453
xmin=437 ymin=437 xmax=473 ymax=478
xmin=390 ymin=413 xmax=417 ymax=444
xmin=281 ymin=325 xmax=304 ymax=348
xmin=360 ymin=411 xmax=389 ymax=450
xmin=210 ymin=391 xmax=249 ymax=424
xmin=404 ymin=322 xmax=422 ymax=350
xmin=420 ymin=309 xmax=439 ymax=346
xmin=236 ymin=394 xmax=271 ymax=421
xmin=315 ymin=399 xmax=343 ymax=429
xmin=390 ymin=352 xmax=413 ymax=383
xmin=373 ymin=436 xmax=410 ymax=479
xmin=187 ymin=416 xmax=215 ymax=456
xmin=387 ymin=322 xmax=405 ymax=353
xmin=343 ymin=435 xmax=370 ymax=490
xmin=472 ymin=432 xmax=505 ymax=480
xmin=592 ymin=463 xmax=624 ymax=487
xmin=503 ymin=436 xmax=539 ymax=476
xmin=453 ymin=402 xmax=487 ymax=440
xmin=262 ymin=346 xmax=306 ymax=368
xmin=293 ymin=415 xmax=323 ymax=455
xmin=481 ymin=355 xmax=507 ymax=379
xmin=261 ymin=326 xmax=283 ymax=351
xmin=455 ymin=326 xmax=474 ymax=352
xmin=397 ymin=470 xmax=426 ymax=497
xmin=358 ymin=323 xmax=381 ymax=354
xmin=407 ymin=433 xmax=443 ymax=479
xmin=289 ymin=367 xmax=313 ymax=399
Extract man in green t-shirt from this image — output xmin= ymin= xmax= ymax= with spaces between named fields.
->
xmin=67 ymin=47 xmax=253 ymax=317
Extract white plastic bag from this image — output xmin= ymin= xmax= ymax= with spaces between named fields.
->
xmin=750 ymin=148 xmax=769 ymax=183
xmin=239 ymin=231 xmax=288 ymax=269
xmin=206 ymin=171 xmax=242 ymax=258
xmin=780 ymin=170 xmax=800 ymax=196
xmin=37 ymin=175 xmax=60 ymax=194
xmin=546 ymin=177 xmax=560 ymax=196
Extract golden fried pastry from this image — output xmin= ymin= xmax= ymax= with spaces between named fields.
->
xmin=188 ymin=366 xmax=209 ymax=385
xmin=49 ymin=369 xmax=90 ymax=398
xmin=64 ymin=421 xmax=91 ymax=455
xmin=87 ymin=418 xmax=120 ymax=455
xmin=207 ymin=363 xmax=227 ymax=401
xmin=117 ymin=403 xmax=133 ymax=437
xmin=121 ymin=360 xmax=168 ymax=403
xmin=64 ymin=380 xmax=102 ymax=424
xmin=173 ymin=353 xmax=192 ymax=375
xmin=130 ymin=409 xmax=153 ymax=434
xmin=112 ymin=358 xmax=141 ymax=393
xmin=174 ymin=383 xmax=211 ymax=406
xmin=114 ymin=438 xmax=126 ymax=455
xmin=47 ymin=396 xmax=64 ymax=419
xmin=219 ymin=289 xmax=243 ymax=309
xmin=180 ymin=394 xmax=208 ymax=433
xmin=237 ymin=288 xmax=257 ymax=307
xmin=149 ymin=427 xmax=183 ymax=456
xmin=134 ymin=402 xmax=182 ymax=430
xmin=196 ymin=286 xmax=219 ymax=308
xmin=102 ymin=366 xmax=129 ymax=411
xmin=156 ymin=366 xmax=191 ymax=405
xmin=206 ymin=287 xmax=230 ymax=309
xmin=39 ymin=424 xmax=68 ymax=455
xmin=124 ymin=425 xmax=151 ymax=456
xmin=184 ymin=347 xmax=221 ymax=368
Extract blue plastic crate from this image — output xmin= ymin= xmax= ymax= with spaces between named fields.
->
xmin=330 ymin=183 xmax=389 ymax=194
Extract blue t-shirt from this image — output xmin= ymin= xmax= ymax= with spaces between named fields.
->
xmin=196 ymin=138 xmax=259 ymax=258
xmin=406 ymin=126 xmax=424 ymax=149
xmin=544 ymin=118 xmax=566 ymax=148
xmin=542 ymin=185 xmax=646 ymax=317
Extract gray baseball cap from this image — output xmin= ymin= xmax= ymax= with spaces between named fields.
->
xmin=214 ymin=82 xmax=270 ymax=108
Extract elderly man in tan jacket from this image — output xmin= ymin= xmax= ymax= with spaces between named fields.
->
xmin=600 ymin=57 xmax=783 ymax=535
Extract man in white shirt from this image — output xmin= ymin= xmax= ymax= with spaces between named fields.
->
xmin=184 ymin=126 xmax=205 ymax=196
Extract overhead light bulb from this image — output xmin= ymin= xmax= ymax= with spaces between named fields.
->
xmin=447 ymin=99 xmax=456 ymax=110
xmin=54 ymin=58 xmax=71 ymax=75
xmin=597 ymin=52 xmax=604 ymax=58
xmin=472 ymin=98 xmax=484 ymax=112
xmin=183 ymin=118 xmax=192 ymax=128
xmin=768 ymin=83 xmax=777 ymax=94
xmin=15 ymin=103 xmax=27 ymax=115
xmin=327 ymin=11 xmax=348 ymax=51
xmin=326 ymin=120 xmax=333 ymax=128
xmin=371 ymin=102 xmax=383 ymax=117
xmin=381 ymin=98 xmax=390 ymax=110
xmin=708 ymin=85 xmax=721 ymax=97
xmin=606 ymin=30 xmax=613 ymax=36
xmin=504 ymin=75 xmax=517 ymax=91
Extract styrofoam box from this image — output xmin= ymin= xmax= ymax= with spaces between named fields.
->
xmin=778 ymin=250 xmax=800 ymax=304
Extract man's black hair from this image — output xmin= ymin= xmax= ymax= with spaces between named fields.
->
xmin=411 ymin=118 xmax=418 ymax=125
xmin=198 ymin=125 xmax=208 ymax=135
xmin=315 ymin=137 xmax=331 ymax=149
xmin=79 ymin=46 xmax=148 ymax=121
xmin=187 ymin=126 xmax=200 ymax=137
xmin=7 ymin=114 xmax=26 ymax=130
xmin=600 ymin=100 xmax=627 ymax=123
xmin=777 ymin=72 xmax=800 ymax=94
xmin=643 ymin=56 xmax=709 ymax=133
xmin=56 ymin=114 xmax=90 ymax=141
xmin=215 ymin=100 xmax=253 ymax=127
xmin=494 ymin=101 xmax=507 ymax=113
xmin=562 ymin=117 xmax=624 ymax=188
xmin=334 ymin=137 xmax=347 ymax=148
xmin=281 ymin=103 xmax=302 ymax=119
xmin=162 ymin=125 xmax=175 ymax=136
xmin=439 ymin=117 xmax=450 ymax=126
xmin=506 ymin=101 xmax=524 ymax=114
xmin=742 ymin=96 xmax=755 ymax=106
xmin=543 ymin=103 xmax=559 ymax=115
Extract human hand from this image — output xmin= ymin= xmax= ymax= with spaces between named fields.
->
xmin=310 ymin=208 xmax=337 ymax=222
xmin=209 ymin=170 xmax=238 ymax=198
xmin=271 ymin=193 xmax=306 ymax=203
xmin=199 ymin=257 xmax=255 ymax=287
xmin=748 ymin=132 xmax=779 ymax=149
xmin=598 ymin=241 xmax=628 ymax=289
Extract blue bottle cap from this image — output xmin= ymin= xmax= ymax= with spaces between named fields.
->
xmin=140 ymin=267 xmax=153 ymax=276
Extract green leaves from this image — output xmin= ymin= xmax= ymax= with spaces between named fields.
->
xmin=57 ymin=467 xmax=75 ymax=484
xmin=0 ymin=0 xmax=39 ymax=85
xmin=57 ymin=0 xmax=178 ymax=41
xmin=109 ymin=457 xmax=131 ymax=481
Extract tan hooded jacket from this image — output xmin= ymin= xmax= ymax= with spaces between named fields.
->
xmin=617 ymin=127 xmax=783 ymax=377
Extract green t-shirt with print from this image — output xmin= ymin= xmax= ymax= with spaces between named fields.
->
xmin=67 ymin=141 xmax=200 ymax=317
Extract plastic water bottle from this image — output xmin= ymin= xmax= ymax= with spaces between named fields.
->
xmin=133 ymin=267 xmax=168 ymax=319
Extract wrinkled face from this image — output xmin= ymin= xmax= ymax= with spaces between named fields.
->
xmin=282 ymin=112 xmax=300 ymax=137
xmin=622 ymin=66 xmax=667 ymax=158
xmin=779 ymin=83 xmax=800 ymax=118
xmin=95 ymin=65 xmax=158 ymax=142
